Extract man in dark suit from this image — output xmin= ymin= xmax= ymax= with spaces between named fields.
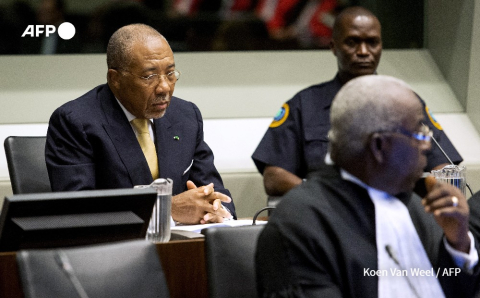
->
xmin=46 ymin=23 xmax=235 ymax=224
xmin=256 ymin=75 xmax=479 ymax=297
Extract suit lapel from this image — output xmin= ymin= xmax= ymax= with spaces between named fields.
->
xmin=99 ymin=87 xmax=153 ymax=185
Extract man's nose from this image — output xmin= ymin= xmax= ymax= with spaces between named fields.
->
xmin=155 ymin=76 xmax=171 ymax=93
xmin=357 ymin=42 xmax=369 ymax=55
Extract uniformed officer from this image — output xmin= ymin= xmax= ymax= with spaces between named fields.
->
xmin=252 ymin=6 xmax=462 ymax=196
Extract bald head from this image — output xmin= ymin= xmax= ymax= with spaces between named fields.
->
xmin=329 ymin=75 xmax=431 ymax=194
xmin=106 ymin=24 xmax=167 ymax=70
xmin=332 ymin=7 xmax=379 ymax=40
xmin=329 ymin=75 xmax=415 ymax=163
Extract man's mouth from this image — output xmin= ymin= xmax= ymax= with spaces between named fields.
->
xmin=354 ymin=61 xmax=373 ymax=67
xmin=152 ymin=95 xmax=170 ymax=109
xmin=153 ymin=101 xmax=168 ymax=109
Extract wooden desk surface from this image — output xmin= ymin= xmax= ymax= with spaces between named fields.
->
xmin=0 ymin=239 xmax=207 ymax=298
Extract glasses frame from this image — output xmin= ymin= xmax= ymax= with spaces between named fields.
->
xmin=377 ymin=125 xmax=433 ymax=142
xmin=116 ymin=68 xmax=181 ymax=86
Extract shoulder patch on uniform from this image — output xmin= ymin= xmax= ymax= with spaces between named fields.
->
xmin=269 ymin=103 xmax=290 ymax=128
xmin=425 ymin=106 xmax=443 ymax=130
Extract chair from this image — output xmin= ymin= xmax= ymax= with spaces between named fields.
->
xmin=202 ymin=225 xmax=265 ymax=298
xmin=4 ymin=136 xmax=51 ymax=194
xmin=16 ymin=239 xmax=170 ymax=298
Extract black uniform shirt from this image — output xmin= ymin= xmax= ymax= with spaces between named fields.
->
xmin=252 ymin=74 xmax=463 ymax=177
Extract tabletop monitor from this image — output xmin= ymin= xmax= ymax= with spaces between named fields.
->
xmin=0 ymin=188 xmax=157 ymax=252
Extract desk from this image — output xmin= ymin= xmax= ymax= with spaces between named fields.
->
xmin=0 ymin=239 xmax=208 ymax=298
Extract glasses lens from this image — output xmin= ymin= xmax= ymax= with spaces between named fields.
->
xmin=414 ymin=126 xmax=432 ymax=142
xmin=163 ymin=71 xmax=180 ymax=84
xmin=173 ymin=70 xmax=180 ymax=81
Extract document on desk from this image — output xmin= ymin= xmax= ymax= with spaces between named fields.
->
xmin=171 ymin=219 xmax=267 ymax=234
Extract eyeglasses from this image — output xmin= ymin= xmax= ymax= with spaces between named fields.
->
xmin=378 ymin=125 xmax=433 ymax=142
xmin=119 ymin=69 xmax=181 ymax=86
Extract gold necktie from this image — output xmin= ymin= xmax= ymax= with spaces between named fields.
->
xmin=131 ymin=118 xmax=159 ymax=179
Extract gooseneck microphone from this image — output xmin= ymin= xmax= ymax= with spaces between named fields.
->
xmin=423 ymin=124 xmax=473 ymax=196
xmin=252 ymin=207 xmax=276 ymax=225
xmin=385 ymin=245 xmax=421 ymax=298
xmin=430 ymin=133 xmax=454 ymax=165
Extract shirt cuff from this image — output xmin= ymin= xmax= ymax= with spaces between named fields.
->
xmin=443 ymin=231 xmax=479 ymax=271
xmin=221 ymin=203 xmax=234 ymax=220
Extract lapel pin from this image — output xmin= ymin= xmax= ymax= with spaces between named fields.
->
xmin=173 ymin=136 xmax=180 ymax=141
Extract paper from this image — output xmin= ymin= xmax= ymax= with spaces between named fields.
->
xmin=171 ymin=219 xmax=267 ymax=233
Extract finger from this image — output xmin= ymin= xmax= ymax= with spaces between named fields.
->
xmin=422 ymin=187 xmax=455 ymax=206
xmin=216 ymin=205 xmax=233 ymax=219
xmin=213 ymin=199 xmax=226 ymax=211
xmin=433 ymin=206 xmax=464 ymax=218
xmin=203 ymin=191 xmax=232 ymax=204
xmin=186 ymin=180 xmax=197 ymax=190
xmin=202 ymin=212 xmax=225 ymax=224
xmin=424 ymin=196 xmax=456 ymax=213
xmin=212 ymin=192 xmax=231 ymax=203
xmin=424 ymin=175 xmax=437 ymax=193
xmin=202 ymin=199 xmax=232 ymax=219
xmin=203 ymin=183 xmax=214 ymax=196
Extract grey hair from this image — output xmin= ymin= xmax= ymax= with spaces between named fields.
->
xmin=106 ymin=23 xmax=166 ymax=70
xmin=328 ymin=75 xmax=413 ymax=161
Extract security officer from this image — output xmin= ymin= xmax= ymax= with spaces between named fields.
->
xmin=252 ymin=6 xmax=462 ymax=196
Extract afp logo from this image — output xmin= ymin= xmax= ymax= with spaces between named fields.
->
xmin=21 ymin=22 xmax=76 ymax=40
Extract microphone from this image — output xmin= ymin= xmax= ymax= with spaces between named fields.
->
xmin=54 ymin=250 xmax=90 ymax=298
xmin=252 ymin=206 xmax=276 ymax=225
xmin=385 ymin=245 xmax=421 ymax=298
xmin=430 ymin=132 xmax=454 ymax=165
xmin=385 ymin=245 xmax=400 ymax=265
xmin=422 ymin=124 xmax=473 ymax=196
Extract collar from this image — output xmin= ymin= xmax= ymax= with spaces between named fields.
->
xmin=340 ymin=167 xmax=411 ymax=205
xmin=115 ymin=97 xmax=153 ymax=124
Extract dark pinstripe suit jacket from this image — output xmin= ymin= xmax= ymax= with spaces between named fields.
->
xmin=46 ymin=84 xmax=235 ymax=216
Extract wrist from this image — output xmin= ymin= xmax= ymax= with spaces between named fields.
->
xmin=446 ymin=232 xmax=471 ymax=253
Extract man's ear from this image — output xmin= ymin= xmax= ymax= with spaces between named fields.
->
xmin=329 ymin=40 xmax=337 ymax=56
xmin=369 ymin=133 xmax=386 ymax=164
xmin=107 ymin=69 xmax=120 ymax=90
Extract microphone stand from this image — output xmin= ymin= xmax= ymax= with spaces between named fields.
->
xmin=424 ymin=124 xmax=473 ymax=196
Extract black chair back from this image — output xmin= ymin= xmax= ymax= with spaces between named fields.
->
xmin=4 ymin=136 xmax=51 ymax=194
xmin=202 ymin=225 xmax=264 ymax=298
xmin=16 ymin=239 xmax=170 ymax=298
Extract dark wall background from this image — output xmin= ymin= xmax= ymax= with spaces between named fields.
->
xmin=0 ymin=0 xmax=424 ymax=55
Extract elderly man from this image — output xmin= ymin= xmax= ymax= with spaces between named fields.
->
xmin=255 ymin=75 xmax=479 ymax=298
xmin=46 ymin=24 xmax=235 ymax=224
xmin=252 ymin=6 xmax=461 ymax=196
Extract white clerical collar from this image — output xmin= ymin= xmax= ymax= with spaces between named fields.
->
xmin=338 ymin=168 xmax=445 ymax=298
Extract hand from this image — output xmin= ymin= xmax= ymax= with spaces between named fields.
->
xmin=188 ymin=181 xmax=233 ymax=224
xmin=171 ymin=180 xmax=232 ymax=224
xmin=422 ymin=176 xmax=470 ymax=253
